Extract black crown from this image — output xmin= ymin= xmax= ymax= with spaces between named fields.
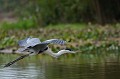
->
xmin=65 ymin=48 xmax=72 ymax=51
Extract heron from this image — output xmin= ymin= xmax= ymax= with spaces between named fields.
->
xmin=4 ymin=37 xmax=75 ymax=67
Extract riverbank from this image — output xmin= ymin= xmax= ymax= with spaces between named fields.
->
xmin=0 ymin=24 xmax=120 ymax=54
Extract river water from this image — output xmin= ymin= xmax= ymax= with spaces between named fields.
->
xmin=0 ymin=53 xmax=120 ymax=79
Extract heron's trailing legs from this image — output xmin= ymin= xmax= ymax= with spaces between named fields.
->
xmin=4 ymin=52 xmax=33 ymax=67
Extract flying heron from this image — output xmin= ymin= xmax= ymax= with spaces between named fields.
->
xmin=4 ymin=37 xmax=75 ymax=67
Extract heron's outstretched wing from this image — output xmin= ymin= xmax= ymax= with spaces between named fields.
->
xmin=42 ymin=39 xmax=66 ymax=45
xmin=18 ymin=37 xmax=30 ymax=47
xmin=17 ymin=38 xmax=66 ymax=53
xmin=18 ymin=37 xmax=41 ymax=47
xmin=26 ymin=38 xmax=41 ymax=47
xmin=27 ymin=39 xmax=66 ymax=52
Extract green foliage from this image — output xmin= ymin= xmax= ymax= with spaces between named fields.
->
xmin=36 ymin=0 xmax=92 ymax=25
xmin=79 ymin=41 xmax=119 ymax=53
xmin=0 ymin=36 xmax=17 ymax=48
xmin=5 ymin=0 xmax=93 ymax=26
xmin=0 ymin=24 xmax=120 ymax=53
xmin=0 ymin=0 xmax=120 ymax=25
xmin=0 ymin=19 xmax=37 ymax=30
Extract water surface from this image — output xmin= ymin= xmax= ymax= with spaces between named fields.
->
xmin=0 ymin=53 xmax=120 ymax=79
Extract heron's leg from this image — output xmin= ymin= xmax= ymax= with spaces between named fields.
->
xmin=4 ymin=52 xmax=33 ymax=67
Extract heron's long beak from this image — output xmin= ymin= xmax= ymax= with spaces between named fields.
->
xmin=70 ymin=51 xmax=76 ymax=53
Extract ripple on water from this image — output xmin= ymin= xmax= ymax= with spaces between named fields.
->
xmin=0 ymin=63 xmax=45 ymax=79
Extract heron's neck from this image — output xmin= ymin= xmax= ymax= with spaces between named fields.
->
xmin=44 ymin=48 xmax=67 ymax=58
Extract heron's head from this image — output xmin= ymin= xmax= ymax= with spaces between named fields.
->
xmin=62 ymin=48 xmax=76 ymax=54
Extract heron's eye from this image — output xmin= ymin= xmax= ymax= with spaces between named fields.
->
xmin=65 ymin=48 xmax=72 ymax=51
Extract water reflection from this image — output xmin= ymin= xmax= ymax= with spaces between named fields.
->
xmin=0 ymin=64 xmax=45 ymax=79
xmin=44 ymin=62 xmax=120 ymax=79
xmin=0 ymin=53 xmax=120 ymax=79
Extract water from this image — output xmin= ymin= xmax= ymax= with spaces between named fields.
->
xmin=0 ymin=53 xmax=120 ymax=79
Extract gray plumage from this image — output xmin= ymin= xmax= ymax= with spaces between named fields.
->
xmin=17 ymin=37 xmax=66 ymax=54
xmin=4 ymin=37 xmax=75 ymax=67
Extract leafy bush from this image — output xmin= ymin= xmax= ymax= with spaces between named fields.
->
xmin=12 ymin=0 xmax=92 ymax=26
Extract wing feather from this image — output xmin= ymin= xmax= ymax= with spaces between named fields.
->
xmin=42 ymin=39 xmax=66 ymax=45
xmin=18 ymin=37 xmax=41 ymax=47
xmin=18 ymin=37 xmax=30 ymax=47
xmin=26 ymin=38 xmax=41 ymax=47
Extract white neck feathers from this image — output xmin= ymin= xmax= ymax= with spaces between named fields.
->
xmin=44 ymin=48 xmax=68 ymax=58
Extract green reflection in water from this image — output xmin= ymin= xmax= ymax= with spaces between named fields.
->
xmin=0 ymin=51 xmax=120 ymax=79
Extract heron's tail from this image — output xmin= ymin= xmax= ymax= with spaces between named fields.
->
xmin=4 ymin=52 xmax=33 ymax=67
